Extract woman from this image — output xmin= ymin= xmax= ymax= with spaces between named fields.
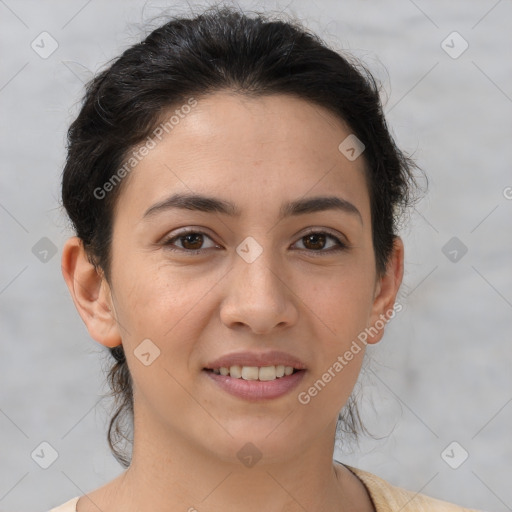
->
xmin=53 ymin=5 xmax=480 ymax=511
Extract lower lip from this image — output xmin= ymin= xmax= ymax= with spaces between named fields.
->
xmin=203 ymin=369 xmax=306 ymax=401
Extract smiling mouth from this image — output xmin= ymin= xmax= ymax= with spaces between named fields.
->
xmin=203 ymin=365 xmax=302 ymax=381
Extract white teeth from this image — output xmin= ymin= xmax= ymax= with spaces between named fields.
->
xmin=211 ymin=364 xmax=297 ymax=380
xmin=229 ymin=365 xmax=242 ymax=378
xmin=258 ymin=366 xmax=277 ymax=381
xmin=241 ymin=366 xmax=259 ymax=380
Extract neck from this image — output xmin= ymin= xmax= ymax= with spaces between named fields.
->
xmin=80 ymin=409 xmax=374 ymax=512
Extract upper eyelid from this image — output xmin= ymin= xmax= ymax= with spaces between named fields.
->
xmin=163 ymin=228 xmax=218 ymax=245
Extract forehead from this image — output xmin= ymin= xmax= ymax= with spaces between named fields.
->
xmin=114 ymin=92 xmax=370 ymax=223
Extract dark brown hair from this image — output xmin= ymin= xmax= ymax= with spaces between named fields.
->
xmin=61 ymin=4 xmax=423 ymax=468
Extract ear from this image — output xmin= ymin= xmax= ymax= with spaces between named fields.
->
xmin=61 ymin=236 xmax=122 ymax=348
xmin=365 ymin=236 xmax=404 ymax=345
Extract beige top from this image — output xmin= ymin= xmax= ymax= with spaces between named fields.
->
xmin=49 ymin=465 xmax=482 ymax=511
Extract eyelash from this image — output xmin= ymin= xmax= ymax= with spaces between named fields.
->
xmin=161 ymin=229 xmax=348 ymax=255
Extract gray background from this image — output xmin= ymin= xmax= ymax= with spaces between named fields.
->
xmin=1 ymin=0 xmax=511 ymax=511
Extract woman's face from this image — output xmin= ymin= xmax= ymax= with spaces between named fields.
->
xmin=90 ymin=92 xmax=402 ymax=463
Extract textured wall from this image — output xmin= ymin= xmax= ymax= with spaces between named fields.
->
xmin=0 ymin=1 xmax=510 ymax=511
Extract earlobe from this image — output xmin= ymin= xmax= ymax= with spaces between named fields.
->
xmin=61 ymin=236 xmax=122 ymax=348
xmin=366 ymin=236 xmax=405 ymax=345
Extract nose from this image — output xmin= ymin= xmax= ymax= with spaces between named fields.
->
xmin=219 ymin=251 xmax=299 ymax=335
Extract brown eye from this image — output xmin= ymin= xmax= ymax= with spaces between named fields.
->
xmin=162 ymin=230 xmax=218 ymax=253
xmin=302 ymin=233 xmax=327 ymax=250
xmin=293 ymin=231 xmax=347 ymax=253
xmin=180 ymin=233 xmax=205 ymax=250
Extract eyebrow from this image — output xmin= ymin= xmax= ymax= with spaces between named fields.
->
xmin=142 ymin=193 xmax=363 ymax=224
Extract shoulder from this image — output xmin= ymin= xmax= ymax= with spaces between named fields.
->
xmin=344 ymin=465 xmax=482 ymax=512
xmin=48 ymin=496 xmax=80 ymax=512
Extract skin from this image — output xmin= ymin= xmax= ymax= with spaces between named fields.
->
xmin=62 ymin=91 xmax=404 ymax=512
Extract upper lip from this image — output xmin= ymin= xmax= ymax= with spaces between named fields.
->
xmin=204 ymin=350 xmax=307 ymax=370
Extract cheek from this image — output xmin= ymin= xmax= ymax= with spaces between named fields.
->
xmin=303 ymin=268 xmax=375 ymax=344
xmin=112 ymin=270 xmax=208 ymax=411
xmin=304 ymin=264 xmax=374 ymax=410
xmin=112 ymin=253 xmax=197 ymax=329
xmin=111 ymin=257 xmax=219 ymax=377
